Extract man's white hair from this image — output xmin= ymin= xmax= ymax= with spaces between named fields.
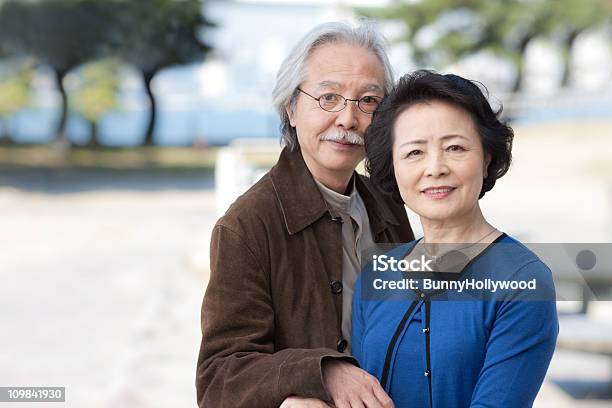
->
xmin=271 ymin=20 xmax=395 ymax=150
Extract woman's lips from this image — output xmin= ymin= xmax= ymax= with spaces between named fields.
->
xmin=421 ymin=186 xmax=456 ymax=199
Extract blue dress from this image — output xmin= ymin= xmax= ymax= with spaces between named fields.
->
xmin=352 ymin=234 xmax=558 ymax=408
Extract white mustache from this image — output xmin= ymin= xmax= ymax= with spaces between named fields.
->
xmin=320 ymin=130 xmax=364 ymax=146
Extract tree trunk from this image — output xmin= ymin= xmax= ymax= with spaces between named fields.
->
xmin=0 ymin=118 xmax=10 ymax=144
xmin=86 ymin=120 xmax=99 ymax=148
xmin=53 ymin=69 xmax=70 ymax=146
xmin=511 ymin=61 xmax=523 ymax=93
xmin=511 ymin=35 xmax=533 ymax=93
xmin=561 ymin=30 xmax=579 ymax=88
xmin=142 ymin=70 xmax=157 ymax=146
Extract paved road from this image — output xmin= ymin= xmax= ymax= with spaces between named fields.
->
xmin=0 ymin=171 xmax=215 ymax=407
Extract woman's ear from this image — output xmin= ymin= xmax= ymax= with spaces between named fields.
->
xmin=484 ymin=153 xmax=492 ymax=178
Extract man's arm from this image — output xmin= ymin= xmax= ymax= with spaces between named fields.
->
xmin=196 ymin=224 xmax=353 ymax=408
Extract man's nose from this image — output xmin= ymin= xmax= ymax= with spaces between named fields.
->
xmin=334 ymin=100 xmax=360 ymax=130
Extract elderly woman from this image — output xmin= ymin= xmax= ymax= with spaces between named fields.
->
xmin=352 ymin=70 xmax=558 ymax=408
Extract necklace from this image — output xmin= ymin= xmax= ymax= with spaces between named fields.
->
xmin=422 ymin=227 xmax=498 ymax=262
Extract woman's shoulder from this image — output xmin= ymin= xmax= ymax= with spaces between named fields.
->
xmin=486 ymin=233 xmax=553 ymax=280
xmin=494 ymin=234 xmax=543 ymax=262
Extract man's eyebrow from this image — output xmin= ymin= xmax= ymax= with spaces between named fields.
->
xmin=315 ymin=82 xmax=383 ymax=93
xmin=317 ymin=81 xmax=341 ymax=89
xmin=362 ymin=84 xmax=383 ymax=93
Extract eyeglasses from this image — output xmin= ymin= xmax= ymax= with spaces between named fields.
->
xmin=297 ymin=88 xmax=382 ymax=114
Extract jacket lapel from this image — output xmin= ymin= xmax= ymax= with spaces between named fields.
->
xmin=270 ymin=147 xmax=329 ymax=235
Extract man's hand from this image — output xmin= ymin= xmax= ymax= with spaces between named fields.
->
xmin=279 ymin=396 xmax=331 ymax=407
xmin=322 ymin=359 xmax=394 ymax=408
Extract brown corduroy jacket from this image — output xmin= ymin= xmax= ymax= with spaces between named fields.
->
xmin=196 ymin=147 xmax=414 ymax=407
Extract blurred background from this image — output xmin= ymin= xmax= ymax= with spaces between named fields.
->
xmin=0 ymin=0 xmax=611 ymax=406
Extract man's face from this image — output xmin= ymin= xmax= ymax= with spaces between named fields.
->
xmin=287 ymin=43 xmax=385 ymax=187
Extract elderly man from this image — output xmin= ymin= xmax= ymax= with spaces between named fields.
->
xmin=196 ymin=22 xmax=414 ymax=408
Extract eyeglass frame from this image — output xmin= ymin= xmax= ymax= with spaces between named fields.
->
xmin=296 ymin=87 xmax=383 ymax=114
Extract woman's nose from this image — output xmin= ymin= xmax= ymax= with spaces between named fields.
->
xmin=425 ymin=152 xmax=449 ymax=177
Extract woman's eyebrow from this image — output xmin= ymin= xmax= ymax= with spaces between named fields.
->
xmin=398 ymin=139 xmax=426 ymax=148
xmin=397 ymin=134 xmax=470 ymax=148
xmin=440 ymin=134 xmax=469 ymax=141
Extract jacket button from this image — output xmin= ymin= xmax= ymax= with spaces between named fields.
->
xmin=330 ymin=280 xmax=343 ymax=294
xmin=424 ymin=369 xmax=431 ymax=377
xmin=337 ymin=338 xmax=348 ymax=353
xmin=422 ymin=327 xmax=430 ymax=334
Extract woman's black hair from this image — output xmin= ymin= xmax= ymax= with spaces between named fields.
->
xmin=365 ymin=69 xmax=514 ymax=204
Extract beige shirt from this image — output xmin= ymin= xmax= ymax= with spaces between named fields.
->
xmin=315 ymin=177 xmax=375 ymax=353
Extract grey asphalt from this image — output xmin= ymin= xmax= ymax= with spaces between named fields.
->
xmin=0 ymin=170 xmax=215 ymax=407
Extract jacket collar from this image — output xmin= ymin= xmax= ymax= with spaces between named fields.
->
xmin=270 ymin=147 xmax=400 ymax=236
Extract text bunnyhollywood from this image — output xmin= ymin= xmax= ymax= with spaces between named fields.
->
xmin=372 ymin=278 xmax=538 ymax=293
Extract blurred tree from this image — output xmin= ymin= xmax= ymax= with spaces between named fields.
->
xmin=0 ymin=59 xmax=32 ymax=142
xmin=66 ymin=59 xmax=120 ymax=147
xmin=550 ymin=0 xmax=611 ymax=86
xmin=107 ymin=0 xmax=213 ymax=146
xmin=367 ymin=0 xmax=610 ymax=92
xmin=0 ymin=0 xmax=110 ymax=145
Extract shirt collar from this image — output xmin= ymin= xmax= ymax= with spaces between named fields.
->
xmin=314 ymin=176 xmax=356 ymax=215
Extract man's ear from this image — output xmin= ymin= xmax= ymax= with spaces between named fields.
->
xmin=286 ymin=105 xmax=296 ymax=127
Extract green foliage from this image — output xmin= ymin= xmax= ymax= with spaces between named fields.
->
xmin=0 ymin=0 xmax=214 ymax=145
xmin=0 ymin=0 xmax=112 ymax=142
xmin=0 ymin=59 xmax=32 ymax=117
xmin=100 ymin=0 xmax=213 ymax=145
xmin=0 ymin=0 xmax=213 ymax=76
xmin=365 ymin=0 xmax=612 ymax=90
xmin=106 ymin=0 xmax=213 ymax=76
xmin=551 ymin=0 xmax=611 ymax=35
xmin=66 ymin=59 xmax=119 ymax=123
xmin=0 ymin=0 xmax=110 ymax=73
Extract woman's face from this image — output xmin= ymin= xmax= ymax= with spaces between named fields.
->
xmin=392 ymin=100 xmax=490 ymax=223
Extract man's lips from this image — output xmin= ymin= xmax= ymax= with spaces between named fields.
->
xmin=326 ymin=139 xmax=363 ymax=147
